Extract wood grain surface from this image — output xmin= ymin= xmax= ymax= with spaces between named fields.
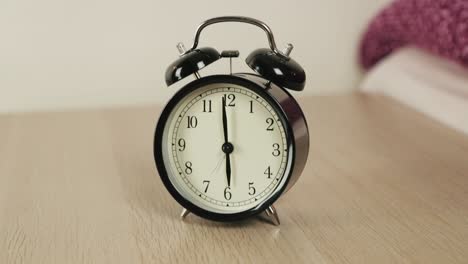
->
xmin=0 ymin=95 xmax=467 ymax=263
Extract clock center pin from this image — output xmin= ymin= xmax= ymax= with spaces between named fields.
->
xmin=221 ymin=142 xmax=234 ymax=154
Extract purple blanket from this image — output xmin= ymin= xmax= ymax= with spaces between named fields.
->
xmin=360 ymin=0 xmax=468 ymax=70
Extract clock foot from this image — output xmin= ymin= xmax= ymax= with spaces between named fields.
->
xmin=181 ymin=206 xmax=280 ymax=225
xmin=180 ymin=208 xmax=190 ymax=219
xmin=265 ymin=205 xmax=281 ymax=226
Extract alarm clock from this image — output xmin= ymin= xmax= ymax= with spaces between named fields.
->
xmin=154 ymin=16 xmax=309 ymax=225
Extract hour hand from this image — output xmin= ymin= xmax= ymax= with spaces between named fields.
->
xmin=222 ymin=144 xmax=234 ymax=187
xmin=226 ymin=153 xmax=231 ymax=187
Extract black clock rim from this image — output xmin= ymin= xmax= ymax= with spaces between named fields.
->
xmin=154 ymin=74 xmax=296 ymax=222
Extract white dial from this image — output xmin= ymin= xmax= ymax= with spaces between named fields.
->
xmin=161 ymin=82 xmax=291 ymax=214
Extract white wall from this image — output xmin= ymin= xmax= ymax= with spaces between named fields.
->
xmin=0 ymin=0 xmax=391 ymax=112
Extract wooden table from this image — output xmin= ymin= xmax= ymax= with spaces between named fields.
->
xmin=0 ymin=95 xmax=467 ymax=263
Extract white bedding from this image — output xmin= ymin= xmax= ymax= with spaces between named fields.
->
xmin=360 ymin=47 xmax=468 ymax=135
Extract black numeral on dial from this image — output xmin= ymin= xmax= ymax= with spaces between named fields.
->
xmin=177 ymin=138 xmax=186 ymax=151
xmin=266 ymin=118 xmax=274 ymax=131
xmin=203 ymin=180 xmax=210 ymax=193
xmin=187 ymin=116 xmax=198 ymax=128
xmin=272 ymin=143 xmax=281 ymax=157
xmin=202 ymin=99 xmax=212 ymax=113
xmin=224 ymin=187 xmax=232 ymax=200
xmin=223 ymin=94 xmax=236 ymax=107
xmin=185 ymin=161 xmax=193 ymax=174
xmin=264 ymin=166 xmax=273 ymax=179
xmin=248 ymin=182 xmax=256 ymax=195
xmin=249 ymin=100 xmax=254 ymax=113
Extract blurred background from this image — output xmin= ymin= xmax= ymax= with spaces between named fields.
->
xmin=0 ymin=0 xmax=391 ymax=112
xmin=2 ymin=0 xmax=468 ymax=136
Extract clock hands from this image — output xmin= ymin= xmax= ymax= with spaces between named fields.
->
xmin=225 ymin=153 xmax=231 ymax=187
xmin=222 ymin=97 xmax=228 ymax=143
xmin=208 ymin=155 xmax=225 ymax=178
xmin=221 ymin=96 xmax=234 ymax=187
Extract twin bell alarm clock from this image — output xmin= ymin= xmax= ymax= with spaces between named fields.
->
xmin=154 ymin=16 xmax=309 ymax=225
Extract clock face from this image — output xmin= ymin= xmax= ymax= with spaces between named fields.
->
xmin=156 ymin=77 xmax=293 ymax=218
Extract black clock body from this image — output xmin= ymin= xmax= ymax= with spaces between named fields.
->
xmin=154 ymin=73 xmax=309 ymax=222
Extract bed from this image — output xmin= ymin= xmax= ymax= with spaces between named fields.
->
xmin=359 ymin=47 xmax=468 ymax=135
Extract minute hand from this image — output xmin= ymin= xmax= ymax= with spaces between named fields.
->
xmin=222 ymin=97 xmax=228 ymax=142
